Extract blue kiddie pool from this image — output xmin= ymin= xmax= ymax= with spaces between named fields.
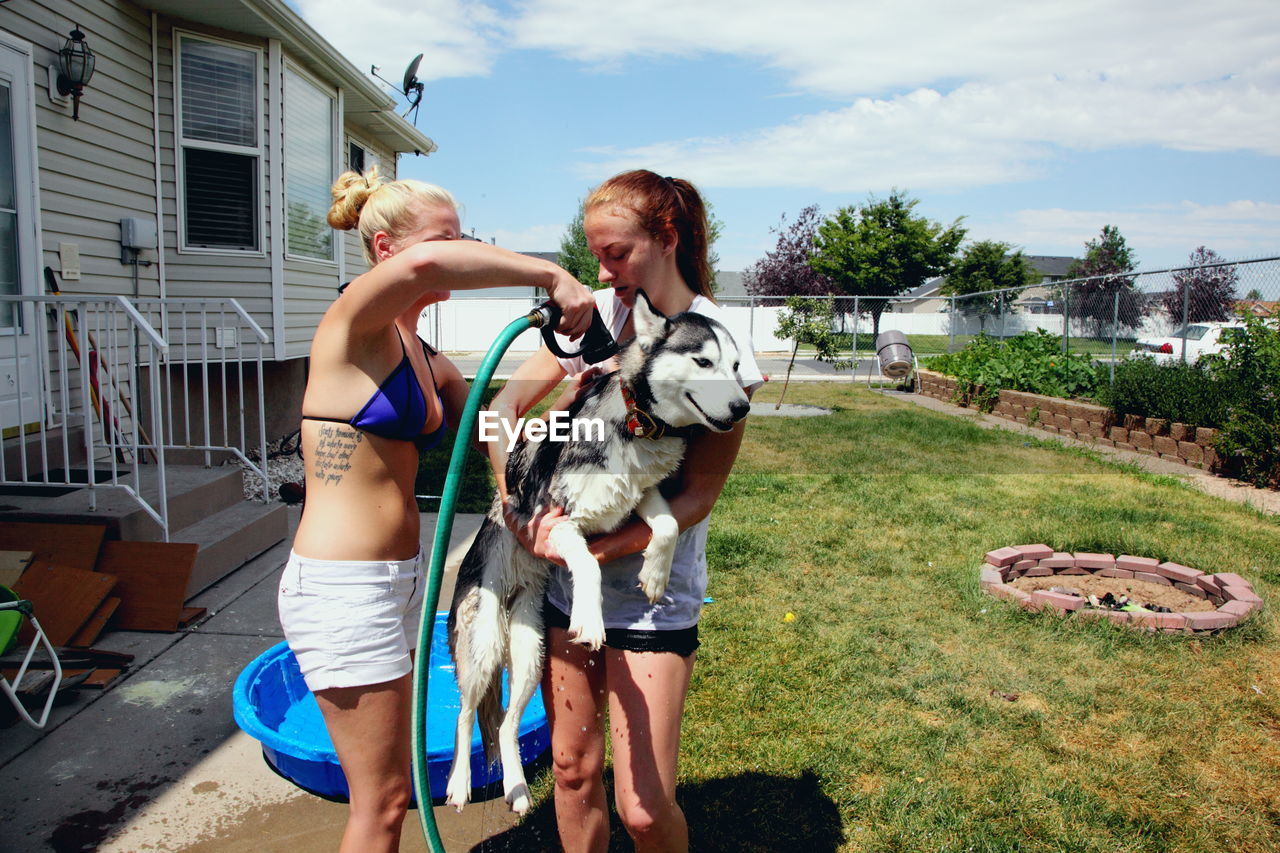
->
xmin=233 ymin=611 xmax=549 ymax=803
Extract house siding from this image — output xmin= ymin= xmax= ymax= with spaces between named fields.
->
xmin=16 ymin=0 xmax=427 ymax=374
xmin=279 ymin=132 xmax=395 ymax=359
xmin=8 ymin=0 xmax=162 ymax=300
xmin=155 ymin=21 xmax=273 ymax=327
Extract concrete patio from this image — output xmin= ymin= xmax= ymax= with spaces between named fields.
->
xmin=0 ymin=508 xmax=536 ymax=852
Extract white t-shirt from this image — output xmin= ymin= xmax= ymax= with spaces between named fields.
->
xmin=545 ymin=288 xmax=764 ymax=631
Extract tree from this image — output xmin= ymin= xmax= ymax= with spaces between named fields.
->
xmin=809 ymin=190 xmax=965 ymax=339
xmin=940 ymin=240 xmax=1042 ymax=330
xmin=1064 ymin=224 xmax=1142 ymax=336
xmin=557 ymin=201 xmax=602 ymax=289
xmin=771 ymin=296 xmax=850 ymax=407
xmin=742 ymin=205 xmax=839 ymax=302
xmin=1163 ymin=246 xmax=1239 ymax=324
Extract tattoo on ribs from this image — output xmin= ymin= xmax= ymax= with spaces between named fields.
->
xmin=312 ymin=424 xmax=363 ymax=486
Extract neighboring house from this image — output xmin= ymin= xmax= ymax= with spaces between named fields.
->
xmin=714 ymin=270 xmax=748 ymax=299
xmin=1 ymin=0 xmax=435 ymax=438
xmin=1235 ymin=300 xmax=1277 ymax=318
xmin=895 ymin=255 xmax=1078 ymax=314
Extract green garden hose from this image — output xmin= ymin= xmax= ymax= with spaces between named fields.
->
xmin=411 ymin=307 xmax=551 ymax=852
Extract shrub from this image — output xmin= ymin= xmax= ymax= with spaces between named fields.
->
xmin=1092 ymin=357 xmax=1230 ymax=428
xmin=1208 ymin=317 xmax=1280 ymax=488
xmin=925 ymin=330 xmax=1098 ymax=411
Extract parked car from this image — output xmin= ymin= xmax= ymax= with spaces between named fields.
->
xmin=1130 ymin=321 xmax=1246 ymax=363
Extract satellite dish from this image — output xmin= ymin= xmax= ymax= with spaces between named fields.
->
xmin=401 ymin=53 xmax=425 ymax=125
xmin=369 ymin=53 xmax=426 ymax=126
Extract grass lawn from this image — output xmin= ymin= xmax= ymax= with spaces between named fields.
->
xmin=468 ymin=381 xmax=1280 ymax=852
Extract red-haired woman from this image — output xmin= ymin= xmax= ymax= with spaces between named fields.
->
xmin=486 ymin=170 xmax=764 ymax=852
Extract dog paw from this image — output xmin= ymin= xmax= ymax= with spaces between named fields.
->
xmin=637 ymin=565 xmax=671 ymax=604
xmin=505 ymin=781 xmax=531 ymax=815
xmin=445 ymin=771 xmax=471 ymax=812
xmin=445 ymin=788 xmax=470 ymax=813
xmin=568 ymin=619 xmax=605 ymax=651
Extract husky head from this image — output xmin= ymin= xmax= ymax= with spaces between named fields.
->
xmin=619 ymin=290 xmax=751 ymax=433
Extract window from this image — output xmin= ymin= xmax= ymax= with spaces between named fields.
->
xmin=284 ymin=67 xmax=335 ymax=261
xmin=177 ymin=35 xmax=261 ymax=252
xmin=348 ymin=142 xmax=365 ymax=175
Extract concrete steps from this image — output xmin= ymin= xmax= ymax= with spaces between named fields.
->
xmin=0 ymin=429 xmax=288 ymax=598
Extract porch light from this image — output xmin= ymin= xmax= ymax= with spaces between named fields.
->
xmin=56 ymin=25 xmax=96 ymax=121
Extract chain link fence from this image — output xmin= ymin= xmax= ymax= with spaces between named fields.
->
xmin=723 ymin=256 xmax=1280 ymax=369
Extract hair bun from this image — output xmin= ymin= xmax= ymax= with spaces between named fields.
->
xmin=327 ymin=166 xmax=383 ymax=230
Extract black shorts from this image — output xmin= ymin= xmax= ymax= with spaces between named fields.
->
xmin=543 ymin=598 xmax=699 ymax=657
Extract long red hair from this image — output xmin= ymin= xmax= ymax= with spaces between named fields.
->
xmin=586 ymin=170 xmax=714 ymax=299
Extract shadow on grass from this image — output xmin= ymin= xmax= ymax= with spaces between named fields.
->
xmin=471 ymin=768 xmax=843 ymax=852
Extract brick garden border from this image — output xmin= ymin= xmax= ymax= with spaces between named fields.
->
xmin=980 ymin=544 xmax=1263 ymax=633
xmin=917 ymin=370 xmax=1221 ymax=472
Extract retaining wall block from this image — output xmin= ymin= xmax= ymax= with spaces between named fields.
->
xmin=1179 ymin=442 xmax=1204 ymax=464
xmin=1220 ymin=600 xmax=1260 ymax=617
xmin=1074 ymin=553 xmax=1117 ymax=570
xmin=1130 ymin=431 xmax=1153 ymax=450
xmin=984 ymin=547 xmax=1023 ymax=567
xmin=1110 ymin=427 xmax=1129 ymax=442
xmin=1146 ymin=417 xmax=1170 ymax=435
xmin=1213 ymin=572 xmax=1250 ymax=588
xmin=1196 ymin=576 xmax=1224 ymax=596
xmin=1012 ymin=559 xmax=1039 ymax=571
xmin=1040 ymin=553 xmax=1075 ymax=569
xmin=1156 ymin=562 xmax=1203 ymax=584
xmin=1116 ymin=555 xmax=1161 ymax=572
xmin=1153 ymin=436 xmax=1180 ymax=456
xmin=1222 ymin=586 xmax=1264 ymax=607
xmin=1030 ymin=590 xmax=1084 ymax=613
xmin=1134 ymin=571 xmax=1173 ymax=586
xmin=1098 ymin=568 xmax=1136 ymax=579
xmin=980 ymin=566 xmax=1004 ymax=588
xmin=989 ymin=583 xmax=1032 ymax=604
xmin=1123 ymin=414 xmax=1144 ymax=431
xmin=1016 ymin=544 xmax=1055 ymax=560
xmin=1175 ymin=582 xmax=1208 ymax=599
xmin=1170 ymin=423 xmax=1190 ymax=442
xmin=1182 ymin=611 xmax=1239 ymax=631
xmin=1131 ymin=611 xmax=1187 ymax=630
xmin=1195 ymin=427 xmax=1218 ymax=446
xmin=1023 ymin=566 xmax=1054 ymax=577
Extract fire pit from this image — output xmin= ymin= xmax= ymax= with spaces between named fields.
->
xmin=980 ymin=544 xmax=1263 ymax=633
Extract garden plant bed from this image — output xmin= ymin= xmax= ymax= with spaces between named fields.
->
xmin=917 ymin=369 xmax=1223 ymax=472
xmin=980 ymin=544 xmax=1263 ymax=633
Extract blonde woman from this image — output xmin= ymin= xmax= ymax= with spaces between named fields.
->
xmin=278 ymin=166 xmax=592 ymax=852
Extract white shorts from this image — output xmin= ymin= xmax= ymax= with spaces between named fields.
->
xmin=277 ymin=550 xmax=425 ymax=692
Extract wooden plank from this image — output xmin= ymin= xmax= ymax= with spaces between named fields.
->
xmin=177 ymin=606 xmax=207 ymax=629
xmin=96 ymin=541 xmax=199 ymax=632
xmin=68 ymin=597 xmax=122 ymax=648
xmin=0 ymin=523 xmax=107 ymax=571
xmin=11 ymin=563 xmax=118 ymax=647
xmin=0 ymin=550 xmax=33 ymax=588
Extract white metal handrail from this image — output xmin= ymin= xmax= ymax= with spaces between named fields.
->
xmin=0 ymin=294 xmax=273 ymax=540
xmin=132 ymin=297 xmax=271 ymax=505
xmin=0 ymin=293 xmax=170 ymax=535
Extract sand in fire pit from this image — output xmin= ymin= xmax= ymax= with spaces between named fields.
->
xmin=1008 ymin=575 xmax=1217 ymax=612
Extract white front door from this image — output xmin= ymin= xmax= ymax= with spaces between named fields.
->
xmin=0 ymin=37 xmax=40 ymax=434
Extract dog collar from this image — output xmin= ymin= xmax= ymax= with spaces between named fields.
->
xmin=619 ymin=382 xmax=667 ymax=440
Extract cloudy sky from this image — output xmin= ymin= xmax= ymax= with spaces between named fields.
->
xmin=291 ymin=0 xmax=1279 ymax=274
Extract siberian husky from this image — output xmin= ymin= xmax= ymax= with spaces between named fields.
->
xmin=445 ymin=290 xmax=751 ymax=814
